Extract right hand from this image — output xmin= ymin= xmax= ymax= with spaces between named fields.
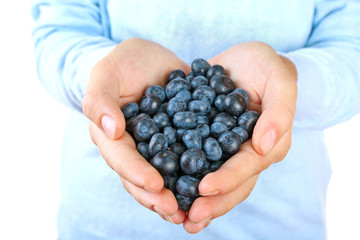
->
xmin=82 ymin=38 xmax=190 ymax=224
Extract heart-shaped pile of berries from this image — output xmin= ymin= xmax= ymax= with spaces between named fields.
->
xmin=122 ymin=58 xmax=260 ymax=211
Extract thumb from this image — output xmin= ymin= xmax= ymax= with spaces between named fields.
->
xmin=252 ymin=57 xmax=297 ymax=156
xmin=82 ymin=62 xmax=126 ymax=140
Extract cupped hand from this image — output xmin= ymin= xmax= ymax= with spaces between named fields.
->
xmin=82 ymin=38 xmax=190 ymax=224
xmin=183 ymin=41 xmax=298 ymax=233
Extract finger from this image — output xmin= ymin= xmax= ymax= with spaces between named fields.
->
xmin=198 ymin=131 xmax=291 ymax=196
xmin=252 ymin=56 xmax=297 ymax=155
xmin=182 ymin=218 xmax=212 ymax=234
xmin=121 ymin=178 xmax=186 ymax=224
xmin=82 ymin=59 xmax=126 ymax=140
xmin=90 ymin=121 xmax=163 ymax=193
xmin=183 ymin=174 xmax=258 ymax=233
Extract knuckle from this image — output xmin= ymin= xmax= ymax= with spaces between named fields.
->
xmin=262 ymin=159 xmax=273 ymax=171
xmin=255 ymin=157 xmax=271 ymax=173
xmin=81 ymin=91 xmax=97 ymax=118
xmin=280 ymin=104 xmax=295 ymax=130
xmin=268 ymin=103 xmax=294 ymax=134
xmin=88 ymin=123 xmax=98 ymax=146
xmin=120 ymin=178 xmax=130 ymax=193
xmin=99 ymin=141 xmax=117 ymax=172
xmin=244 ymin=148 xmax=270 ymax=173
xmin=190 ymin=199 xmax=212 ymax=221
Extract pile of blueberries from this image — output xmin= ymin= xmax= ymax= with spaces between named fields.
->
xmin=121 ymin=58 xmax=260 ymax=211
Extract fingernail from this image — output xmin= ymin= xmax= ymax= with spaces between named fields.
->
xmin=154 ymin=206 xmax=167 ymax=216
xmin=200 ymin=190 xmax=219 ymax=196
xmin=260 ymin=130 xmax=276 ymax=155
xmin=164 ymin=214 xmax=176 ymax=224
xmin=194 ymin=216 xmax=212 ymax=225
xmin=154 ymin=206 xmax=170 ymax=221
xmin=144 ymin=186 xmax=161 ymax=193
xmin=204 ymin=220 xmax=212 ymax=228
xmin=101 ymin=115 xmax=116 ymax=139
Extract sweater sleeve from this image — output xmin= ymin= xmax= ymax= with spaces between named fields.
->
xmin=282 ymin=0 xmax=360 ymax=130
xmin=31 ymin=0 xmax=117 ymax=111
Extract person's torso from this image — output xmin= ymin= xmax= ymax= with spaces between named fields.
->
xmin=59 ymin=1 xmax=331 ymax=239
xmin=107 ymin=0 xmax=314 ymax=62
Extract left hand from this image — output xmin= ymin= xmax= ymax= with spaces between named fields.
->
xmin=182 ymin=41 xmax=298 ymax=233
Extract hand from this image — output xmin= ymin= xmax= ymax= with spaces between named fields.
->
xmin=82 ymin=38 xmax=190 ymax=224
xmin=182 ymin=42 xmax=298 ymax=233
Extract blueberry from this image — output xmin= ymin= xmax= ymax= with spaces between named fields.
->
xmin=164 ymin=173 xmax=180 ymax=193
xmin=218 ymin=131 xmax=241 ymax=155
xmin=210 ymin=122 xmax=228 ymax=138
xmin=192 ymin=85 xmax=216 ymax=105
xmin=145 ymin=85 xmax=166 ymax=103
xmin=214 ymin=94 xmax=226 ymax=112
xmin=167 ymin=97 xmax=187 ymax=116
xmin=196 ymin=160 xmax=224 ymax=179
xmin=231 ymin=127 xmax=249 ymax=143
xmin=221 ymin=153 xmax=232 ymax=161
xmin=124 ymin=60 xmax=259 ymax=202
xmin=175 ymin=128 xmax=187 ymax=142
xmin=163 ymin=126 xmax=176 ymax=145
xmin=206 ymin=64 xmax=227 ymax=79
xmin=209 ymin=75 xmax=236 ymax=95
xmin=180 ymin=148 xmax=209 ymax=176
xmin=191 ymin=58 xmax=211 ymax=76
xmin=153 ymin=112 xmax=171 ymax=130
xmin=126 ymin=113 xmax=151 ymax=134
xmin=233 ymin=88 xmax=250 ymax=106
xmin=224 ymin=92 xmax=247 ymax=117
xmin=191 ymin=75 xmax=209 ymax=90
xmin=196 ymin=115 xmax=210 ymax=125
xmin=133 ymin=118 xmax=159 ymax=141
xmin=203 ymin=137 xmax=222 ymax=161
xmin=158 ymin=102 xmax=168 ymax=113
xmin=185 ymin=75 xmax=194 ymax=83
xmin=167 ymin=69 xmax=186 ymax=83
xmin=176 ymin=175 xmax=200 ymax=198
xmin=169 ymin=142 xmax=187 ymax=156
xmin=207 ymin=107 xmax=219 ymax=121
xmin=150 ymin=150 xmax=179 ymax=176
xmin=237 ymin=111 xmax=260 ymax=136
xmin=182 ymin=130 xmax=202 ymax=149
xmin=137 ymin=142 xmax=151 ymax=160
xmin=166 ymin=78 xmax=191 ymax=99
xmin=149 ymin=133 xmax=168 ymax=156
xmin=209 ymin=160 xmax=223 ymax=172
xmin=173 ymin=111 xmax=197 ymax=129
xmin=194 ymin=123 xmax=210 ymax=139
xmin=213 ymin=112 xmax=237 ymax=130
xmin=188 ymin=100 xmax=211 ymax=116
xmin=121 ymin=102 xmax=139 ymax=120
xmin=175 ymin=90 xmax=192 ymax=103
xmin=176 ymin=193 xmax=195 ymax=211
xmin=140 ymin=93 xmax=161 ymax=116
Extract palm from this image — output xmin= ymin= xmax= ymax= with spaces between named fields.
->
xmin=98 ymin=38 xmax=190 ymax=107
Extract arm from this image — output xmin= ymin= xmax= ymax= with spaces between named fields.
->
xmin=31 ymin=0 xmax=116 ymax=111
xmin=284 ymin=0 xmax=360 ymax=129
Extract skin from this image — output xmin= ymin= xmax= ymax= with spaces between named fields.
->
xmin=82 ymin=38 xmax=298 ymax=233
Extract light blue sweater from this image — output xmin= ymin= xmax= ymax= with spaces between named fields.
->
xmin=31 ymin=1 xmax=360 ymax=239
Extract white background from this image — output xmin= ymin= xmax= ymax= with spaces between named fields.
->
xmin=1 ymin=1 xmax=359 ymax=239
